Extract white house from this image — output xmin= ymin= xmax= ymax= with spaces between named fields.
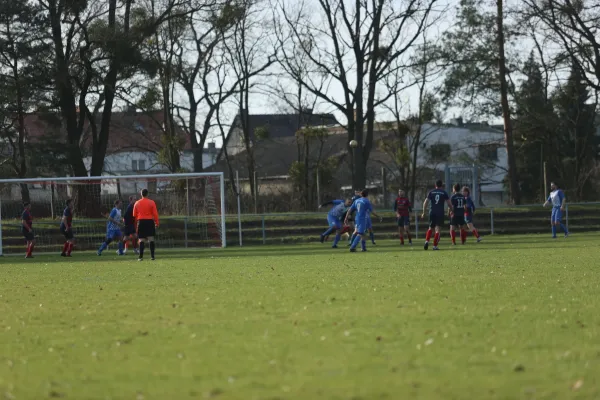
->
xmin=413 ymin=119 xmax=508 ymax=205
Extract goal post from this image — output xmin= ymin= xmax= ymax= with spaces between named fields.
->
xmin=0 ymin=172 xmax=227 ymax=255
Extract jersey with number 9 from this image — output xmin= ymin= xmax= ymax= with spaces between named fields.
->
xmin=427 ymin=188 xmax=449 ymax=216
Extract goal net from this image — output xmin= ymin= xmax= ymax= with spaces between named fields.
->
xmin=0 ymin=173 xmax=226 ymax=255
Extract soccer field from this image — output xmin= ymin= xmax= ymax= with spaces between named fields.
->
xmin=0 ymin=235 xmax=598 ymax=399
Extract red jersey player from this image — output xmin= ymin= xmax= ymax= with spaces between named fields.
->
xmin=393 ymin=189 xmax=412 ymax=245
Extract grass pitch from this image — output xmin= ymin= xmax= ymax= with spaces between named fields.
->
xmin=0 ymin=234 xmax=599 ymax=399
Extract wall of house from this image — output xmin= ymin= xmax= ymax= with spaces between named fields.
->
xmin=409 ymin=124 xmax=508 ymax=195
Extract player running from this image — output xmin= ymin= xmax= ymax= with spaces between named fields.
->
xmin=449 ymin=184 xmax=467 ymax=245
xmin=319 ymin=198 xmax=352 ymax=248
xmin=421 ymin=180 xmax=453 ymax=251
xmin=347 ymin=190 xmax=364 ymax=246
xmin=463 ymin=186 xmax=482 ymax=242
xmin=97 ymin=199 xmax=125 ymax=256
xmin=60 ymin=199 xmax=75 ymax=257
xmin=543 ymin=181 xmax=568 ymax=238
xmin=21 ymin=202 xmax=34 ymax=258
xmin=344 ymin=189 xmax=381 ymax=252
xmin=394 ymin=189 xmax=412 ymax=245
xmin=133 ymin=189 xmax=159 ymax=261
xmin=121 ymin=195 xmax=139 ymax=254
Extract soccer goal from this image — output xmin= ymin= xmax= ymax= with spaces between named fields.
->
xmin=0 ymin=172 xmax=226 ymax=255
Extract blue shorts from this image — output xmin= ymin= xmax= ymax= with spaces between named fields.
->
xmin=107 ymin=229 xmax=122 ymax=240
xmin=355 ymin=223 xmax=366 ymax=235
xmin=327 ymin=215 xmax=342 ymax=230
xmin=397 ymin=216 xmax=410 ymax=226
xmin=464 ymin=214 xmax=473 ymax=224
xmin=551 ymin=207 xmax=562 ymax=223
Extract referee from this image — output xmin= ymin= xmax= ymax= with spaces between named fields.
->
xmin=133 ymin=188 xmax=159 ymax=261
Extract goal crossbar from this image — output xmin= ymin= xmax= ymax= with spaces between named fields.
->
xmin=0 ymin=172 xmax=227 ymax=255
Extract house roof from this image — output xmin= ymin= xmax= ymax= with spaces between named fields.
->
xmin=22 ymin=110 xmax=191 ymax=154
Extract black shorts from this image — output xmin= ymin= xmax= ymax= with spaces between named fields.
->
xmin=450 ymin=215 xmax=465 ymax=227
xmin=429 ymin=213 xmax=444 ymax=228
xmin=137 ymin=220 xmax=156 ymax=239
xmin=22 ymin=230 xmax=34 ymax=241
xmin=60 ymin=226 xmax=74 ymax=240
xmin=122 ymin=224 xmax=136 ymax=236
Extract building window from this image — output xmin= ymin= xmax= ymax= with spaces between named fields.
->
xmin=132 ymin=160 xmax=146 ymax=171
xmin=426 ymin=143 xmax=451 ymax=163
xmin=479 ymin=144 xmax=498 ymax=162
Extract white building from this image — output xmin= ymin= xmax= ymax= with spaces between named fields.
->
xmin=413 ymin=120 xmax=507 ymax=205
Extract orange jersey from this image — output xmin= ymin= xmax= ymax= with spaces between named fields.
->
xmin=133 ymin=198 xmax=159 ymax=226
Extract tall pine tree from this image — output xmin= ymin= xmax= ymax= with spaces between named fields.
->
xmin=552 ymin=67 xmax=598 ymax=201
xmin=514 ymin=52 xmax=556 ymax=202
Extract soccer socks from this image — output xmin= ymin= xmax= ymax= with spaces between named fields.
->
xmin=98 ymin=240 xmax=111 ymax=253
xmin=332 ymin=234 xmax=341 ymax=247
xmin=350 ymin=234 xmax=361 ymax=250
xmin=425 ymin=229 xmax=432 ymax=243
xmin=139 ymin=241 xmax=145 ymax=258
xmin=149 ymin=241 xmax=155 ymax=259
xmin=67 ymin=242 xmax=73 ymax=256
xmin=361 ymin=240 xmax=366 ymax=251
xmin=433 ymin=232 xmax=440 ymax=247
xmin=26 ymin=243 xmax=33 ymax=257
xmin=322 ymin=227 xmax=335 ymax=237
xmin=460 ymin=229 xmax=467 ymax=244
xmin=118 ymin=241 xmax=124 ymax=254
xmin=399 ymin=234 xmax=404 ymax=245
xmin=552 ymin=225 xmax=557 ymax=238
xmin=62 ymin=242 xmax=69 ymax=254
xmin=349 ymin=232 xmax=357 ymax=244
xmin=559 ymin=223 xmax=568 ymax=234
xmin=472 ymin=229 xmax=480 ymax=239
xmin=450 ymin=230 xmax=456 ymax=244
xmin=369 ymin=231 xmax=375 ymax=244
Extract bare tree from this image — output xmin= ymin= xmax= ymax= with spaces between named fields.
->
xmin=223 ymin=0 xmax=277 ymax=199
xmin=520 ymin=0 xmax=600 ymax=91
xmin=276 ymin=0 xmax=438 ymax=190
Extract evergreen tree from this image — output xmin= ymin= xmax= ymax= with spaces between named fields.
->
xmin=552 ymin=66 xmax=598 ymax=200
xmin=513 ymin=52 xmax=556 ymax=202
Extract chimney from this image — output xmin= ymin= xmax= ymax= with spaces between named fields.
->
xmin=208 ymin=142 xmax=216 ymax=152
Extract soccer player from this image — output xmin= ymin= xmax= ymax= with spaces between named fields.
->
xmin=347 ymin=190 xmax=363 ymax=245
xmin=60 ymin=199 xmax=75 ymax=257
xmin=543 ymin=182 xmax=568 ymax=238
xmin=97 ymin=199 xmax=125 ymax=256
xmin=344 ymin=189 xmax=380 ymax=252
xmin=21 ymin=202 xmax=34 ymax=258
xmin=463 ymin=186 xmax=482 ymax=242
xmin=394 ymin=189 xmax=412 ymax=245
xmin=133 ymin=188 xmax=159 ymax=261
xmin=421 ymin=180 xmax=452 ymax=250
xmin=319 ymin=198 xmax=352 ymax=248
xmin=121 ymin=195 xmax=139 ymax=254
xmin=449 ymin=184 xmax=467 ymax=245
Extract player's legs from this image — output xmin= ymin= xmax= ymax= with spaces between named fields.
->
xmin=366 ymin=216 xmax=375 ymax=244
xmin=552 ymin=208 xmax=568 ymax=237
xmin=331 ymin=220 xmax=343 ymax=248
xmin=424 ymin=214 xmax=436 ymax=250
xmin=98 ymin=234 xmax=113 ymax=255
xmin=433 ymin=224 xmax=441 ymax=249
xmin=25 ymin=231 xmax=35 ymax=257
xmin=321 ymin=215 xmax=338 ymax=243
xmin=350 ymin=222 xmax=366 ymax=252
xmin=403 ymin=218 xmax=412 ymax=245
xmin=466 ymin=218 xmax=481 ymax=241
xmin=450 ymin=223 xmax=457 ymax=245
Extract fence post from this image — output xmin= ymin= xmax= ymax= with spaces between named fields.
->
xmin=490 ymin=208 xmax=494 ymax=235
xmin=565 ymin=204 xmax=569 ymax=231
xmin=184 ymin=178 xmax=190 ymax=248
xmin=253 ymin=171 xmax=258 ymax=214
xmin=381 ymin=167 xmax=387 ymax=208
xmin=236 ymin=171 xmax=242 ymax=246
xmin=316 ymin=168 xmax=321 ymax=207
xmin=262 ymin=215 xmax=266 ymax=244
xmin=414 ymin=208 xmax=419 ymax=239
xmin=472 ymin=165 xmax=479 ymax=206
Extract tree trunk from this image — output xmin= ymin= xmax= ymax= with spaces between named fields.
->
xmin=497 ymin=0 xmax=521 ymax=204
xmin=409 ymin=124 xmax=422 ymax=205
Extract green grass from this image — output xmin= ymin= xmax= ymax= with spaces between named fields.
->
xmin=1 ymin=235 xmax=599 ymax=399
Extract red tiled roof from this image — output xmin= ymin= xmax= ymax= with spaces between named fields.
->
xmin=23 ymin=110 xmax=191 ymax=153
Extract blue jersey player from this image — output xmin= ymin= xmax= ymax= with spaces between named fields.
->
xmin=98 ymin=199 xmax=125 ymax=255
xmin=319 ymin=198 xmax=351 ymax=248
xmin=543 ymin=181 xmax=568 ymax=238
xmin=344 ymin=189 xmax=380 ymax=252
xmin=421 ymin=180 xmax=453 ymax=250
